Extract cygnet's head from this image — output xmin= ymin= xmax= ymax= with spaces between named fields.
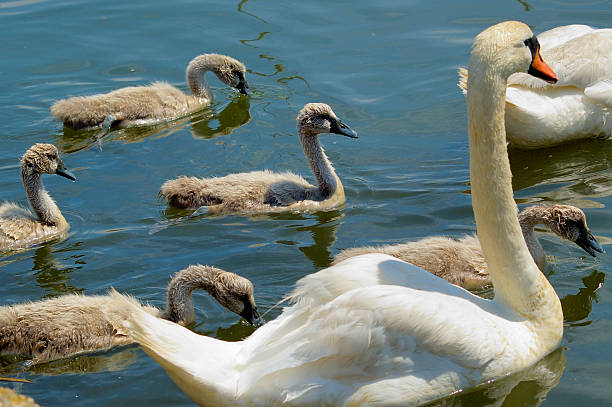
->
xmin=207 ymin=53 xmax=248 ymax=95
xmin=296 ymin=103 xmax=358 ymax=139
xmin=214 ymin=271 xmax=263 ymax=326
xmin=470 ymin=21 xmax=557 ymax=84
xmin=21 ymin=143 xmax=76 ymax=181
xmin=547 ymin=205 xmax=604 ymax=257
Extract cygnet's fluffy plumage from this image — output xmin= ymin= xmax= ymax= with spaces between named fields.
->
xmin=0 ymin=265 xmax=260 ymax=363
xmin=0 ymin=387 xmax=40 ymax=407
xmin=159 ymin=103 xmax=358 ymax=214
xmin=51 ymin=54 xmax=248 ymax=130
xmin=333 ymin=205 xmax=604 ymax=289
xmin=458 ymin=24 xmax=612 ymax=148
xmin=0 ymin=144 xmax=75 ymax=252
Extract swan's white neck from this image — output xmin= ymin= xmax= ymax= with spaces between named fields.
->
xmin=186 ymin=55 xmax=217 ymax=101
xmin=467 ymin=60 xmax=562 ymax=328
xmin=21 ymin=169 xmax=66 ymax=228
xmin=298 ymin=128 xmax=342 ymax=199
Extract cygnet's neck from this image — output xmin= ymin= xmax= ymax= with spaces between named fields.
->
xmin=164 ymin=265 xmax=219 ymax=324
xmin=519 ymin=206 xmax=552 ymax=270
xmin=298 ymin=127 xmax=342 ymax=200
xmin=466 ymin=60 xmax=560 ymax=321
xmin=186 ymin=55 xmax=218 ymax=102
xmin=21 ymin=168 xmax=67 ymax=228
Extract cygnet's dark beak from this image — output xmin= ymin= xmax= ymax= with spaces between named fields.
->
xmin=236 ymin=76 xmax=248 ymax=95
xmin=240 ymin=304 xmax=264 ymax=327
xmin=330 ymin=119 xmax=358 ymax=139
xmin=575 ymin=230 xmax=604 ymax=257
xmin=55 ymin=160 xmax=76 ymax=181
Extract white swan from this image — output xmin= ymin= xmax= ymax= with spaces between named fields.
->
xmin=458 ymin=24 xmax=612 ymax=148
xmin=112 ymin=21 xmax=563 ymax=406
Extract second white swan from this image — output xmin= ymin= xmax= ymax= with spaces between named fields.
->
xmin=459 ymin=24 xmax=612 ymax=148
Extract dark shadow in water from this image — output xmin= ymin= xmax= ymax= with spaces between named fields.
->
xmin=31 ymin=243 xmax=84 ymax=297
xmin=426 ymin=348 xmax=565 ymax=407
xmin=189 ymin=96 xmax=251 ymax=140
xmin=561 ymin=270 xmax=605 ymax=326
xmin=508 ymin=138 xmax=612 ymax=206
xmin=54 ymin=96 xmax=252 ymax=153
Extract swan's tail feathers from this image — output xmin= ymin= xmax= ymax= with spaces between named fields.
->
xmin=50 ymin=97 xmax=112 ymax=130
xmin=109 ymin=290 xmax=239 ymax=403
xmin=457 ymin=67 xmax=468 ymax=94
xmin=159 ymin=176 xmax=222 ymax=210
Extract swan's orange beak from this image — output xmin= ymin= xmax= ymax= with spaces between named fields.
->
xmin=528 ymin=46 xmax=557 ymax=84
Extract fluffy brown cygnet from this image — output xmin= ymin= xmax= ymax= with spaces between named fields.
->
xmin=159 ymin=103 xmax=358 ymax=215
xmin=333 ymin=205 xmax=604 ymax=289
xmin=51 ymin=54 xmax=248 ymax=130
xmin=0 ymin=144 xmax=75 ymax=252
xmin=0 ymin=265 xmax=261 ymax=364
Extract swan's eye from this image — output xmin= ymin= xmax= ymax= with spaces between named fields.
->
xmin=523 ymin=36 xmax=539 ymax=56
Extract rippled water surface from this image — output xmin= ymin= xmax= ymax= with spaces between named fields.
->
xmin=1 ymin=0 xmax=611 ymax=405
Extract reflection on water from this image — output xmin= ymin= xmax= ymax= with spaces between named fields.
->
xmin=509 ymin=138 xmax=612 ymax=207
xmin=0 ymin=348 xmax=140 ymax=376
xmin=190 ymin=96 xmax=251 ymax=140
xmin=429 ymin=348 xmax=565 ymax=407
xmin=295 ymin=210 xmax=343 ymax=269
xmin=31 ymin=243 xmax=83 ymax=297
xmin=261 ymin=209 xmax=344 ymax=269
xmin=54 ymin=96 xmax=252 ymax=153
xmin=561 ymin=270 xmax=605 ymax=326
xmin=210 ymin=321 xmax=258 ymax=342
xmin=237 ymin=0 xmax=267 ymax=24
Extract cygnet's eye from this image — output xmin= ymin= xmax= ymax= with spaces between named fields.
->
xmin=46 ymin=153 xmax=56 ymax=161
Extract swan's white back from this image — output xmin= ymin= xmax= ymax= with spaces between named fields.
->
xmin=504 ymin=25 xmax=612 ymax=147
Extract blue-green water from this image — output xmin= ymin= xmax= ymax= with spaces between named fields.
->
xmin=1 ymin=0 xmax=611 ymax=405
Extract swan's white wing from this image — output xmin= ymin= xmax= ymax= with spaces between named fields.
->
xmin=237 ymin=282 xmax=527 ymax=406
xmin=504 ymin=84 xmax=612 ymax=147
xmin=585 ymin=78 xmax=612 ymax=107
xmin=288 ymin=253 xmax=477 ymax=307
xmin=536 ymin=24 xmax=595 ymax=49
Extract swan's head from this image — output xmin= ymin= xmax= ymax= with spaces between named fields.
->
xmin=546 ymin=205 xmax=604 ymax=257
xmin=470 ymin=21 xmax=557 ymax=84
xmin=214 ymin=271 xmax=263 ymax=326
xmin=208 ymin=54 xmax=248 ymax=95
xmin=21 ymin=143 xmax=76 ymax=181
xmin=297 ymin=103 xmax=358 ymax=139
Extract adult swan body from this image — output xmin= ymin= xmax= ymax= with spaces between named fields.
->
xmin=113 ymin=21 xmax=562 ymax=406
